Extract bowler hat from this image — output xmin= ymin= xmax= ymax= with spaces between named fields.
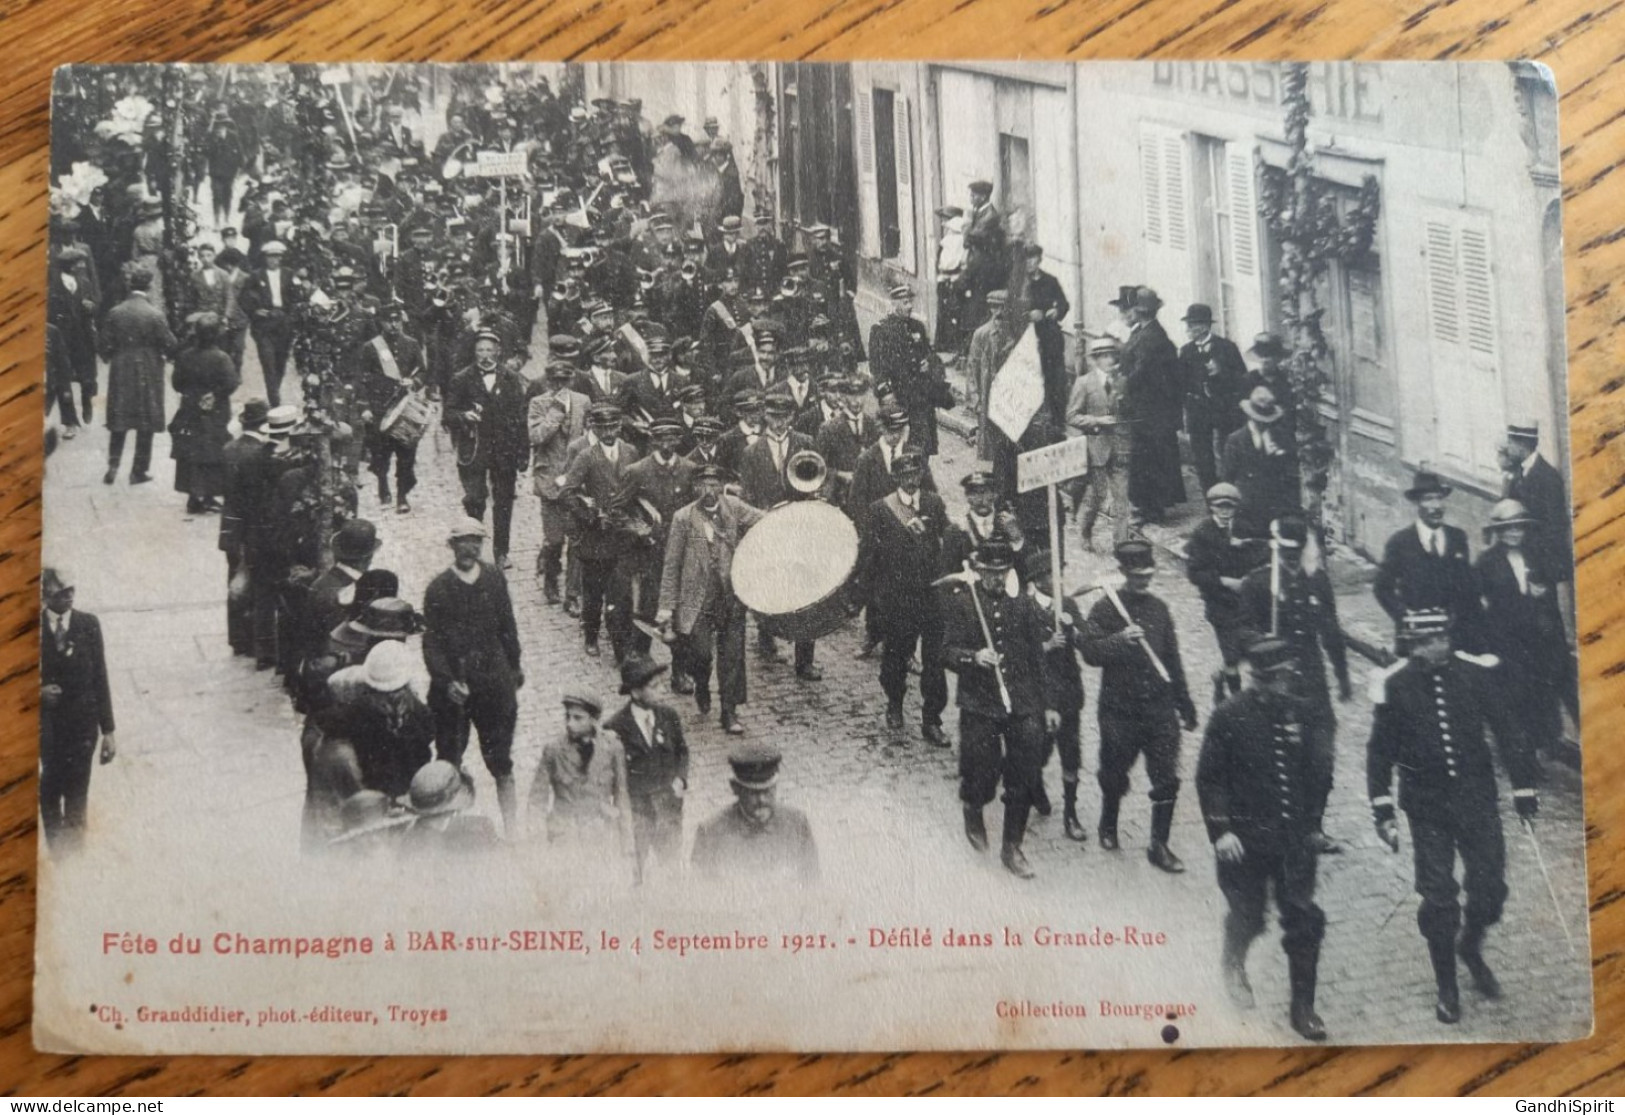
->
xmin=968 ymin=179 xmax=993 ymax=195
xmin=331 ymin=518 xmax=381 ymax=562
xmin=1404 ymin=470 xmax=1453 ymax=502
xmin=727 ymin=742 xmax=782 ymax=789
xmin=618 ymin=654 xmax=669 ymax=694
xmin=239 ymin=398 xmax=270 ymax=428
xmin=353 ymin=569 xmax=400 ymax=608
xmin=1182 ymin=303 xmax=1215 ymax=325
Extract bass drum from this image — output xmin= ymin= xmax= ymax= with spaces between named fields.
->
xmin=731 ymin=500 xmax=860 ymax=643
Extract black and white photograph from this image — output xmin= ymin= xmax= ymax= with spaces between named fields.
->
xmin=35 ymin=59 xmax=1589 ymax=1054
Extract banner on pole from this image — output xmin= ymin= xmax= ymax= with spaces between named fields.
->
xmin=987 ymin=326 xmax=1045 ymax=443
xmin=1017 ymin=435 xmax=1091 ymax=493
xmin=474 ymin=149 xmax=528 ymax=177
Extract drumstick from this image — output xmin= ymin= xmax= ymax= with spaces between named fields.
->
xmin=962 ymin=562 xmax=1014 ymax=713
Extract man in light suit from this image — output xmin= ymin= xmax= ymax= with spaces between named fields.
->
xmin=657 ymin=464 xmax=766 ymax=735
xmin=563 ymin=404 xmax=641 ymax=659
xmin=39 ymin=567 xmax=116 ymax=854
xmin=529 ymin=359 xmax=591 ymax=605
xmin=1066 ymin=335 xmax=1132 ymax=551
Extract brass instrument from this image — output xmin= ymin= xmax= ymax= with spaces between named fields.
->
xmin=786 ymin=448 xmax=828 ymax=496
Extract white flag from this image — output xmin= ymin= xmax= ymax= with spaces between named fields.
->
xmin=987 ymin=325 xmax=1045 ymax=443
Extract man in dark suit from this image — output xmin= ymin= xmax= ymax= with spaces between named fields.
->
xmin=563 ymin=404 xmax=641 ymax=659
xmin=942 ymin=541 xmax=1057 ymax=878
xmin=223 ymin=403 xmax=293 ymax=665
xmin=715 ymin=389 xmax=764 ymax=480
xmin=1198 ymin=636 xmax=1329 ymax=1041
xmin=603 ymin=655 xmax=691 ymax=884
xmin=615 ymin=333 xmax=682 ymax=451
xmin=854 ymin=450 xmax=949 ymax=746
xmin=1179 ymin=303 xmax=1249 ymax=495
xmin=301 ymin=519 xmax=381 ymax=683
xmin=239 ymin=240 xmax=297 ymax=406
xmin=1368 ymin=609 xmax=1537 ymax=1025
xmin=1115 ymin=285 xmax=1186 ymax=522
xmin=813 ymin=376 xmax=876 ymax=511
xmin=1499 ymin=421 xmax=1575 ymax=641
xmin=443 ymin=329 xmax=533 ymax=569
xmin=529 ymin=208 xmax=569 ymax=344
xmin=1078 ymin=540 xmax=1199 ymax=872
xmin=620 ymin=417 xmax=697 ymax=663
xmin=939 ymin=469 xmax=1025 ymax=579
xmin=359 ymin=305 xmax=427 ymax=512
xmin=1024 ymin=549 xmax=1089 ymax=838
xmin=39 ymin=567 xmax=116 ymax=854
xmin=422 ymin=519 xmax=524 ymax=837
xmin=962 ymin=179 xmax=1006 ymax=333
xmin=529 ymin=360 xmax=591 ymax=605
xmin=1019 ymin=244 xmax=1072 ymax=428
xmin=867 ymin=286 xmax=948 ymax=458
xmin=1374 ymin=470 xmax=1483 ymax=650
xmin=1220 ymin=384 xmax=1300 ymax=541
xmin=656 ymin=464 xmax=766 ymax=734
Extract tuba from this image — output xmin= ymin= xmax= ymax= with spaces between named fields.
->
xmin=786 ymin=449 xmax=828 ymax=497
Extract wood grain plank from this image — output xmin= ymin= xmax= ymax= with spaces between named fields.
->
xmin=2 ymin=0 xmax=1623 ymax=1095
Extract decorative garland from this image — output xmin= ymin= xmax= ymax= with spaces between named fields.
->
xmin=1254 ymin=63 xmax=1382 ymax=524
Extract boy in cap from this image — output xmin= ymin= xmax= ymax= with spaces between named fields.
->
xmin=691 ymin=743 xmax=820 ymax=886
xmin=421 ymin=517 xmax=524 ymax=837
xmin=1197 ymin=636 xmax=1328 ymax=1040
xmin=1066 ymin=334 xmax=1131 ymax=551
xmin=1186 ymin=482 xmax=1267 ymax=702
xmin=1079 ymin=539 xmax=1198 ymax=872
xmin=603 ymin=655 xmax=691 ymax=883
xmin=941 ymin=541 xmax=1058 ymax=878
xmin=532 ymin=690 xmax=635 ymax=878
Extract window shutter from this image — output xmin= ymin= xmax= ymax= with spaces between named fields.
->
xmin=1139 ymin=126 xmax=1163 ymax=246
xmin=1228 ymin=146 xmax=1257 ymax=277
xmin=1163 ymin=131 xmax=1188 ymax=252
xmin=893 ymin=94 xmax=916 ymax=274
xmin=1459 ymin=225 xmax=1496 ymax=358
xmin=855 ymin=87 xmax=881 ymax=259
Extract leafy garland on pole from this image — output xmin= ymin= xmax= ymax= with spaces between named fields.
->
xmin=1256 ymin=62 xmax=1381 ymax=534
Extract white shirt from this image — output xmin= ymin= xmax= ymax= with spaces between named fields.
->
xmin=789 ymin=377 xmax=809 ymax=408
xmin=61 ymin=274 xmax=78 ymax=295
xmin=1249 ymin=423 xmax=1280 ymax=456
xmin=593 ymin=367 xmax=612 ymax=394
xmin=266 ymin=268 xmax=283 ymax=308
xmin=968 ymin=511 xmax=995 ymax=539
xmin=897 ymin=489 xmax=918 ymax=510
xmin=601 ymin=442 xmax=620 ymax=465
xmin=47 ymin=609 xmax=72 ymax=643
xmin=1507 ymin=549 xmax=1530 ymax=594
xmin=482 ymin=371 xmax=497 ymax=394
xmin=1416 ymin=521 xmax=1446 ymax=557
xmin=767 ymin=433 xmax=789 ymax=473
xmin=1522 ymin=450 xmax=1540 ymax=476
xmin=631 ymin=703 xmax=656 ymax=744
xmin=881 ymin=441 xmax=898 ymax=473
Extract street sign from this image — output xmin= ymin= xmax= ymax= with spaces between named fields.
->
xmin=1017 ymin=436 xmax=1090 ymax=493
xmin=474 ymin=149 xmax=528 ymax=177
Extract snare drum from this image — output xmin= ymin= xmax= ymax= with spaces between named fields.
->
xmin=731 ymin=500 xmax=860 ymax=643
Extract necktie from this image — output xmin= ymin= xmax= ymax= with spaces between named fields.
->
xmin=53 ymin=617 xmax=67 ymax=652
xmin=1432 ymin=530 xmax=1443 ymax=558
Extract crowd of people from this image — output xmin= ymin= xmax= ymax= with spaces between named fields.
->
xmin=40 ymin=67 xmax=1579 ymax=1041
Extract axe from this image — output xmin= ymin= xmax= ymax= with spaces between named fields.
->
xmin=1073 ymin=574 xmax=1171 ymax=683
xmin=933 ymin=564 xmax=1013 ymax=713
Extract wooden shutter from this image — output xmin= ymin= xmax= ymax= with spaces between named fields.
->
xmin=1226 ymin=142 xmax=1264 ymax=335
xmin=1163 ymin=131 xmax=1188 ymax=252
xmin=893 ymin=94 xmax=916 ymax=274
xmin=855 ymin=85 xmax=881 ymax=259
xmin=1424 ymin=212 xmax=1502 ymax=476
xmin=1139 ymin=126 xmax=1163 ymax=246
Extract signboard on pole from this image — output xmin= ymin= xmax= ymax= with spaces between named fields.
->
xmin=1017 ymin=436 xmax=1091 ymax=493
xmin=987 ymin=326 xmax=1046 ymax=443
xmin=317 ymin=67 xmax=352 ymax=86
xmin=474 ymin=150 xmax=528 ymax=178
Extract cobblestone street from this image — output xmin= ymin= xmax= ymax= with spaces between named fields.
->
xmin=41 ymin=322 xmax=1591 ymax=1047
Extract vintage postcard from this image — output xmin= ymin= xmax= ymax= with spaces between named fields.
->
xmin=36 ymin=60 xmax=1589 ymax=1052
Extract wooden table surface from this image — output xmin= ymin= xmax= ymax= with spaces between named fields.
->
xmin=3 ymin=0 xmax=1623 ymax=1096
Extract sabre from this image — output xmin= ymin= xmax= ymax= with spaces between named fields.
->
xmin=1521 ymin=818 xmax=1577 ymax=956
xmin=933 ymin=563 xmax=1013 ymax=713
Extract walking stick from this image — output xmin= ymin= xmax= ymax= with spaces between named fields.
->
xmin=1269 ymin=537 xmax=1281 ymax=636
xmin=1521 ymin=818 xmax=1577 ymax=956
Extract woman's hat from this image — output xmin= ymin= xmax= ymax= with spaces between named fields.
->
xmin=1483 ymin=498 xmax=1538 ymax=540
xmin=362 ymin=640 xmax=415 ymax=692
xmin=1239 ymin=385 xmax=1282 ymax=424
xmin=408 ymin=761 xmax=474 ymax=816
